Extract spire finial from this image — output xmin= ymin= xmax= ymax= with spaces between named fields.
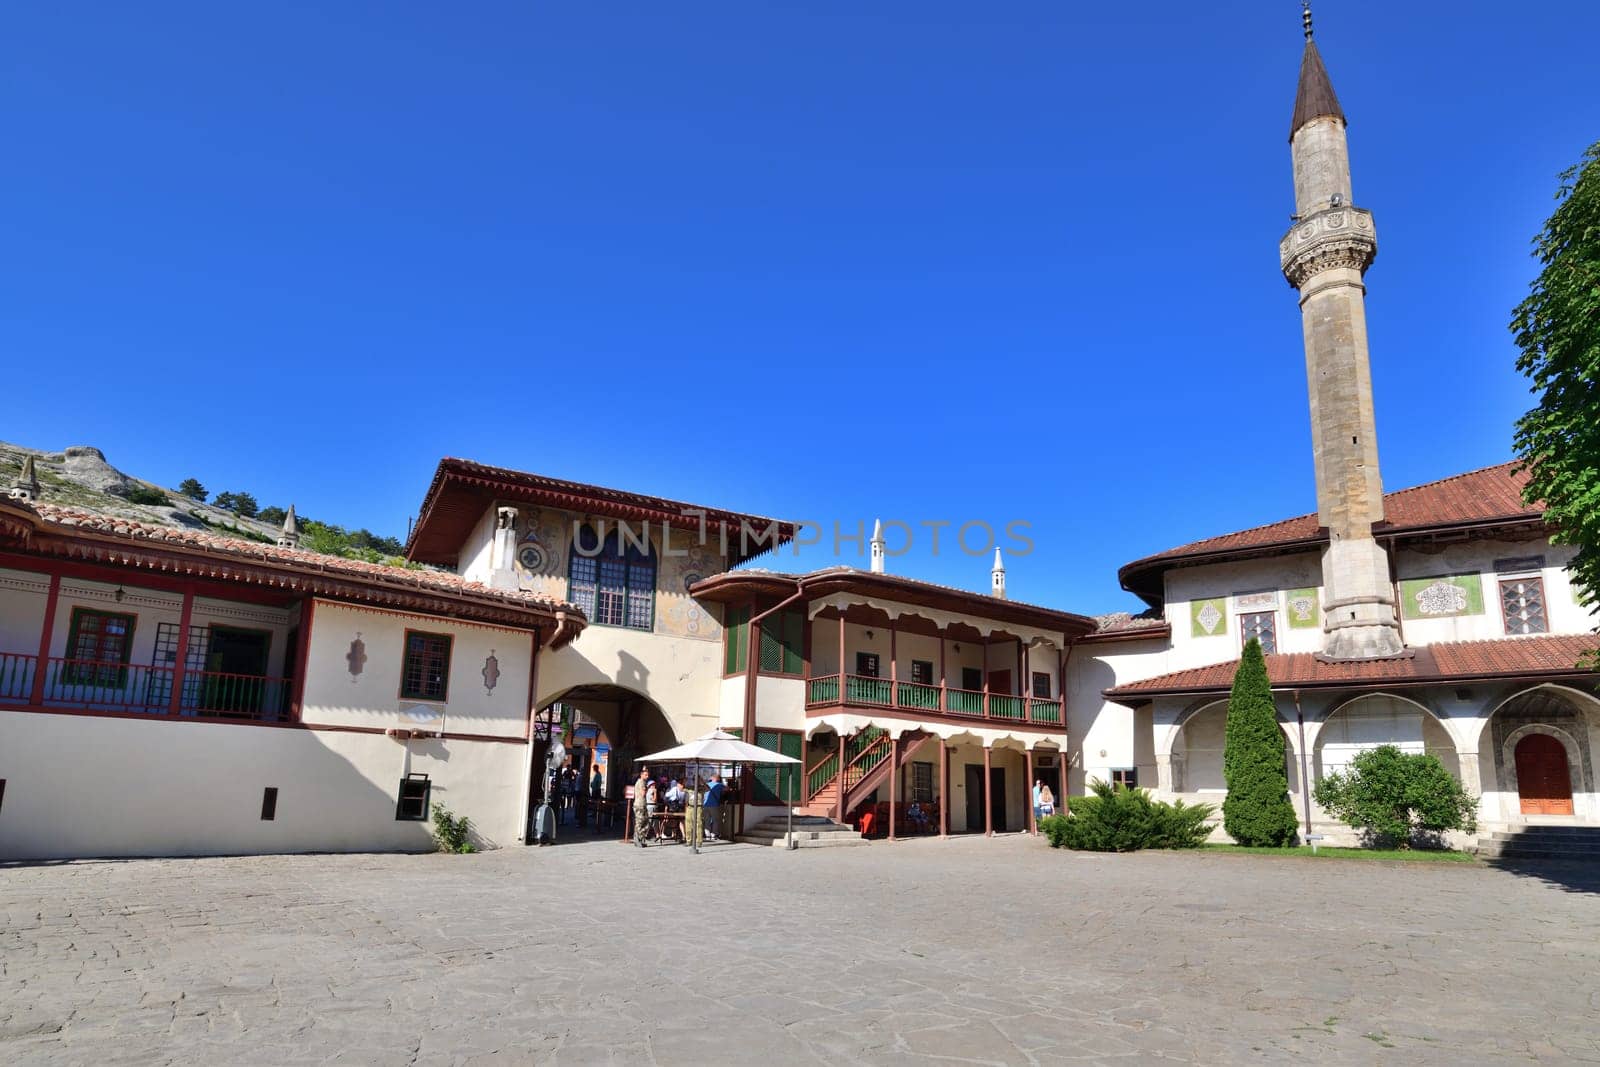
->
xmin=278 ymin=504 xmax=301 ymax=549
xmin=1302 ymin=2 xmax=1314 ymax=41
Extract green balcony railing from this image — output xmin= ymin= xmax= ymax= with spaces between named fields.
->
xmin=806 ymin=752 xmax=839 ymax=799
xmin=846 ymin=726 xmax=886 ymax=764
xmin=895 ymin=681 xmax=941 ymax=711
xmin=989 ymin=694 xmax=1025 ymax=720
xmin=945 ymin=688 xmax=983 ymax=716
xmin=1028 ymin=698 xmax=1063 ymax=725
xmin=845 ymin=675 xmax=893 ymax=706
xmin=806 ymin=674 xmax=841 ymax=706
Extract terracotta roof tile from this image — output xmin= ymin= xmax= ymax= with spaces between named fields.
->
xmin=1105 ymin=633 xmax=1596 ymax=699
xmin=1120 ymin=463 xmax=1540 ymax=598
xmin=25 ymin=502 xmax=575 ymax=616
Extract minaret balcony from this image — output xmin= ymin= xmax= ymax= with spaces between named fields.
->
xmin=1279 ymin=205 xmax=1376 ymax=288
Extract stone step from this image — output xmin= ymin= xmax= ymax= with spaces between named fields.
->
xmin=736 ymin=832 xmax=871 ymax=848
xmin=1482 ymin=847 xmax=1600 ymax=862
xmin=1490 ymin=827 xmax=1600 ymax=840
xmin=742 ymin=823 xmax=860 ymax=840
xmin=736 ymin=814 xmax=867 ymax=848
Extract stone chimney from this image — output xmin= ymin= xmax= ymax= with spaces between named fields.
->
xmin=277 ymin=505 xmax=301 ymax=549
xmin=8 ymin=456 xmax=41 ymax=503
xmin=869 ymin=518 xmax=886 ymax=574
xmin=991 ymin=548 xmax=1006 ymax=600
xmin=490 ymin=506 xmax=520 ymax=591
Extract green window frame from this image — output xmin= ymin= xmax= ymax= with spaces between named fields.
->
xmin=400 ymin=630 xmax=453 ymax=702
xmin=758 ymin=608 xmax=805 ymax=675
xmin=723 ymin=604 xmax=750 ymax=675
xmin=63 ymin=607 xmax=136 ymax=687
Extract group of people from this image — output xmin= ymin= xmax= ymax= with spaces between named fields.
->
xmin=631 ymin=765 xmax=727 ymax=847
xmin=551 ymin=762 xmax=606 ymax=828
xmin=1032 ymin=779 xmax=1056 ymax=821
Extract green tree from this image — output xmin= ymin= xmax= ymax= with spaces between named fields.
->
xmin=212 ymin=491 xmax=237 ymax=511
xmin=1513 ymin=141 xmax=1600 ymax=640
xmin=257 ymin=505 xmax=287 ymax=526
xmin=231 ymin=492 xmax=259 ymax=519
xmin=1221 ymin=638 xmax=1299 ymax=847
xmin=1313 ymin=745 xmax=1477 ymax=849
xmin=178 ymin=478 xmax=207 ymax=502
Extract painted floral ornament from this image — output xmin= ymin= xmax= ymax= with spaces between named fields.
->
xmin=482 ymin=651 xmax=500 ymax=695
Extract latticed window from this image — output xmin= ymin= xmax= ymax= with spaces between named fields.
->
xmin=1032 ymin=671 xmax=1051 ymax=698
xmin=911 ymin=761 xmax=934 ymax=803
xmin=64 ymin=609 xmax=135 ymax=686
xmin=1500 ymin=576 xmax=1548 ymax=635
xmin=1111 ymin=768 xmax=1138 ymax=790
xmin=1240 ymin=611 xmax=1277 ymax=653
xmin=758 ymin=608 xmax=804 ymax=674
xmin=401 ymin=631 xmax=452 ymax=701
xmin=568 ymin=525 xmax=655 ymax=631
xmin=910 ymin=660 xmax=934 ymax=685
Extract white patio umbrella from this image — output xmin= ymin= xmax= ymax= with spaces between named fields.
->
xmin=635 ymin=728 xmax=801 ymax=766
xmin=634 ymin=729 xmax=801 ymax=853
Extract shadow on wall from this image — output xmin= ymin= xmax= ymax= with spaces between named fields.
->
xmin=0 ymin=713 xmax=440 ymax=861
xmin=1484 ymin=858 xmax=1600 ymax=897
xmin=1067 ymin=654 xmax=1122 ymax=796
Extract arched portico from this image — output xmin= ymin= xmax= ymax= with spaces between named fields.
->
xmin=1314 ymin=692 xmax=1459 ymax=782
xmin=1476 ymin=685 xmax=1600 ymax=823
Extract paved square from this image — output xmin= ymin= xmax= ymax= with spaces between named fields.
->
xmin=3 ymin=836 xmax=1599 ymax=1064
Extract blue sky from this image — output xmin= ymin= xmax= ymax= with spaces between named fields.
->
xmin=4 ymin=2 xmax=1596 ymax=613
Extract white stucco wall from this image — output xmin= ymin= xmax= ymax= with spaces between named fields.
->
xmin=302 ymin=600 xmax=533 ymax=739
xmin=0 ymin=709 xmax=528 ymax=860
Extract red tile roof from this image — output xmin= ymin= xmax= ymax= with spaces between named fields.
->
xmin=1119 ymin=463 xmax=1542 ymax=601
xmin=1104 ymin=633 xmax=1597 ymax=699
xmin=407 ymin=457 xmax=796 ymax=569
xmin=0 ymin=499 xmax=582 ymax=640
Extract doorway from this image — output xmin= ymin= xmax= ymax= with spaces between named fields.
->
xmin=201 ymin=626 xmax=271 ymax=717
xmin=964 ymin=764 xmax=984 ymax=831
xmin=988 ymin=670 xmax=1012 ymax=696
xmin=1515 ymin=733 xmax=1574 ymax=815
xmin=990 ymin=767 xmax=1008 ymax=832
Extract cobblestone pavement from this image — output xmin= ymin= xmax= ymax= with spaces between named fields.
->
xmin=3 ymin=835 xmax=1599 ymax=1065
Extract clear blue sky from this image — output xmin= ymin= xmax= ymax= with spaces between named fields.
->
xmin=4 ymin=2 xmax=1596 ymax=614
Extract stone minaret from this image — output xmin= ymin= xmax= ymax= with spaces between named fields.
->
xmin=277 ymin=505 xmax=301 ymax=549
xmin=9 ymin=456 xmax=41 ymax=502
xmin=1279 ymin=5 xmax=1402 ymax=660
xmin=990 ymin=548 xmax=1006 ymax=600
xmin=869 ymin=519 xmax=886 ymax=574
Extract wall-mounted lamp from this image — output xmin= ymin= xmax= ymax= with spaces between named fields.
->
xmin=114 ymin=585 xmax=125 ymax=603
xmin=953 ymin=644 xmax=962 ymax=653
xmin=864 ymin=630 xmax=875 ymax=640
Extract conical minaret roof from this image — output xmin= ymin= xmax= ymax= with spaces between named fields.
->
xmin=1289 ymin=8 xmax=1344 ymax=140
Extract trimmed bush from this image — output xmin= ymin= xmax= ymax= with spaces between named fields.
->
xmin=1040 ymin=779 xmax=1214 ymax=852
xmin=1222 ymin=639 xmax=1300 ymax=847
xmin=1313 ymin=744 xmax=1478 ymax=848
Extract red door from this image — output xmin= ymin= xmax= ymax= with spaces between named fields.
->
xmin=1515 ymin=734 xmax=1574 ymax=816
xmin=987 ymin=670 xmax=1012 ymax=695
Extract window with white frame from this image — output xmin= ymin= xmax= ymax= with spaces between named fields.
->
xmin=1240 ymin=611 xmax=1277 ymax=653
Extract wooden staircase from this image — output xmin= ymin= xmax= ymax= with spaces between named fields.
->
xmin=802 ymin=727 xmax=935 ymax=821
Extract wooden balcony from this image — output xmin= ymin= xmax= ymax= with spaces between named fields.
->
xmin=805 ymin=673 xmax=1065 ymax=729
xmin=0 ymin=652 xmax=293 ymax=722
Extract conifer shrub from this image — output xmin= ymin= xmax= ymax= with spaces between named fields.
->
xmin=1039 ymin=779 xmax=1214 ymax=852
xmin=1221 ymin=639 xmax=1300 ymax=847
xmin=1313 ymin=744 xmax=1478 ymax=848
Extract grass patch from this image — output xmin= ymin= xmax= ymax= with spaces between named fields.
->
xmin=1203 ymin=844 xmax=1474 ymax=863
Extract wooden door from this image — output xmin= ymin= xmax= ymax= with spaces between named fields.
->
xmin=964 ymin=765 xmax=984 ymax=832
xmin=989 ymin=767 xmax=1008 ymax=832
xmin=1515 ymin=734 xmax=1574 ymax=816
xmin=987 ymin=670 xmax=1012 ymax=695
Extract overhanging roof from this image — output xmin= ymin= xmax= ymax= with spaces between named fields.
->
xmin=405 ymin=458 xmax=796 ymax=569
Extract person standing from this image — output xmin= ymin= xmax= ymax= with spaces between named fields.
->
xmin=632 ymin=767 xmax=652 ymax=847
xmin=1032 ymin=779 xmax=1043 ymax=823
xmin=703 ymin=774 xmax=725 ymax=841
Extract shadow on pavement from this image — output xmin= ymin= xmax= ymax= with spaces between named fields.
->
xmin=1483 ymin=857 xmax=1600 ymax=896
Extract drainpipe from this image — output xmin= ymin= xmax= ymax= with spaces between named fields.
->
xmin=741 ymin=579 xmax=811 ymax=741
xmin=1292 ymin=688 xmax=1314 ymax=840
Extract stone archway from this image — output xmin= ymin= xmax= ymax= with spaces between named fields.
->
xmin=1314 ymin=693 xmax=1459 ymax=783
xmin=1168 ymin=700 xmax=1230 ymax=795
xmin=1480 ymin=686 xmax=1599 ymax=823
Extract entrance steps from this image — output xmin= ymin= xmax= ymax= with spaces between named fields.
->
xmin=1476 ymin=825 xmax=1600 ymax=861
xmin=737 ymin=814 xmax=869 ymax=848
